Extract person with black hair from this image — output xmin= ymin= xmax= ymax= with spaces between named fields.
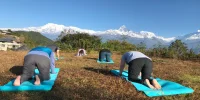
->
xmin=46 ymin=44 xmax=60 ymax=59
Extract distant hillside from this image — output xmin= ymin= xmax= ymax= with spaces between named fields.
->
xmin=9 ymin=31 xmax=54 ymax=48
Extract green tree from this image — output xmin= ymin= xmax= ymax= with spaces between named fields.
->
xmin=102 ymin=40 xmax=136 ymax=54
xmin=7 ymin=29 xmax=12 ymax=33
xmin=136 ymin=42 xmax=146 ymax=53
xmin=58 ymin=32 xmax=101 ymax=50
xmin=168 ymin=39 xmax=188 ymax=59
xmin=185 ymin=49 xmax=196 ymax=59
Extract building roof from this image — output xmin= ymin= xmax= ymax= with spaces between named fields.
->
xmin=0 ymin=37 xmax=16 ymax=42
xmin=15 ymin=45 xmax=30 ymax=51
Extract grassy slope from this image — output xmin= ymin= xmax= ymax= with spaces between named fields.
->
xmin=0 ymin=51 xmax=199 ymax=100
xmin=10 ymin=31 xmax=54 ymax=47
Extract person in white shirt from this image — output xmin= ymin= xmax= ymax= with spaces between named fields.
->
xmin=76 ymin=49 xmax=87 ymax=56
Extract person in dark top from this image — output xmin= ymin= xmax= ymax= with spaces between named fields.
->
xmin=99 ymin=49 xmax=112 ymax=62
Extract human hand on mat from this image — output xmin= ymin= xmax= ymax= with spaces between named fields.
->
xmin=51 ymin=72 xmax=57 ymax=74
xmin=138 ymin=72 xmax=142 ymax=77
xmin=117 ymin=73 xmax=122 ymax=77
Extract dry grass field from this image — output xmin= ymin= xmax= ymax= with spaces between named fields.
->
xmin=0 ymin=51 xmax=200 ymax=100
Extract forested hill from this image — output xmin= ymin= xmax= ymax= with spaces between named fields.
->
xmin=9 ymin=31 xmax=54 ymax=48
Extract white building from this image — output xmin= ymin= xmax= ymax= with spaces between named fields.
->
xmin=0 ymin=30 xmax=10 ymax=35
xmin=0 ymin=37 xmax=21 ymax=51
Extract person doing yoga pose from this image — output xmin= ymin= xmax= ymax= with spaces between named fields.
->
xmin=76 ymin=49 xmax=87 ymax=56
xmin=119 ymin=51 xmax=161 ymax=89
xmin=99 ymin=49 xmax=112 ymax=62
xmin=13 ymin=46 xmax=56 ymax=86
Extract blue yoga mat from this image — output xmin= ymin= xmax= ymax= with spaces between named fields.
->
xmin=111 ymin=70 xmax=194 ymax=97
xmin=55 ymin=57 xmax=64 ymax=61
xmin=97 ymin=59 xmax=114 ymax=64
xmin=0 ymin=68 xmax=60 ymax=91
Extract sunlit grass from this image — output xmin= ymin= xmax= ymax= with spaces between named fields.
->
xmin=0 ymin=51 xmax=199 ymax=100
xmin=180 ymin=74 xmax=200 ymax=83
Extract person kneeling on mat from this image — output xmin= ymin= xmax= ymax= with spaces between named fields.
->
xmin=119 ymin=51 xmax=161 ymax=89
xmin=76 ymin=48 xmax=87 ymax=56
xmin=99 ymin=49 xmax=112 ymax=62
xmin=13 ymin=46 xmax=56 ymax=86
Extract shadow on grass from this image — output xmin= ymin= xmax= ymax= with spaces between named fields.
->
xmin=9 ymin=66 xmax=23 ymax=75
xmin=83 ymin=67 xmax=115 ymax=76
xmin=86 ymin=57 xmax=98 ymax=60
xmin=39 ymin=82 xmax=116 ymax=99
xmin=39 ymin=76 xmax=136 ymax=100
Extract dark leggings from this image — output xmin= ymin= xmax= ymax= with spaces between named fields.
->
xmin=79 ymin=50 xmax=84 ymax=56
xmin=128 ymin=58 xmax=153 ymax=84
xmin=20 ymin=54 xmax=50 ymax=83
xmin=99 ymin=52 xmax=111 ymax=62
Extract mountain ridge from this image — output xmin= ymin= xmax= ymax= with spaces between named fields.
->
xmin=1 ymin=23 xmax=200 ymax=49
xmin=0 ymin=23 xmax=176 ymax=41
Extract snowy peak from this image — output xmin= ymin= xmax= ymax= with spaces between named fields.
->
xmin=118 ymin=25 xmax=129 ymax=32
xmin=139 ymin=31 xmax=156 ymax=38
xmin=185 ymin=31 xmax=200 ymax=40
xmin=39 ymin=23 xmax=97 ymax=34
xmin=0 ymin=23 xmax=176 ymax=42
xmin=41 ymin=23 xmax=66 ymax=29
xmin=36 ymin=23 xmax=66 ymax=33
xmin=2 ymin=23 xmax=200 ymax=50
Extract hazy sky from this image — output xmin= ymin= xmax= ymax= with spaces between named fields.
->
xmin=0 ymin=0 xmax=200 ymax=37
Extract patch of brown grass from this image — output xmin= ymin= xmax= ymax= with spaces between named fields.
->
xmin=0 ymin=51 xmax=199 ymax=100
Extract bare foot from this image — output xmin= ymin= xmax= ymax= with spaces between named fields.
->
xmin=13 ymin=76 xmax=21 ymax=86
xmin=138 ymin=72 xmax=142 ymax=77
xmin=144 ymin=79 xmax=156 ymax=89
xmin=34 ymin=75 xmax=41 ymax=85
xmin=152 ymin=79 xmax=161 ymax=89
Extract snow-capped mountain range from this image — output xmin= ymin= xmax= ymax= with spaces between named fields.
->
xmin=1 ymin=23 xmax=200 ymax=51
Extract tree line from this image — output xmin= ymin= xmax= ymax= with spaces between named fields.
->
xmin=55 ymin=32 xmax=200 ymax=60
xmin=5 ymin=30 xmax=199 ymax=60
